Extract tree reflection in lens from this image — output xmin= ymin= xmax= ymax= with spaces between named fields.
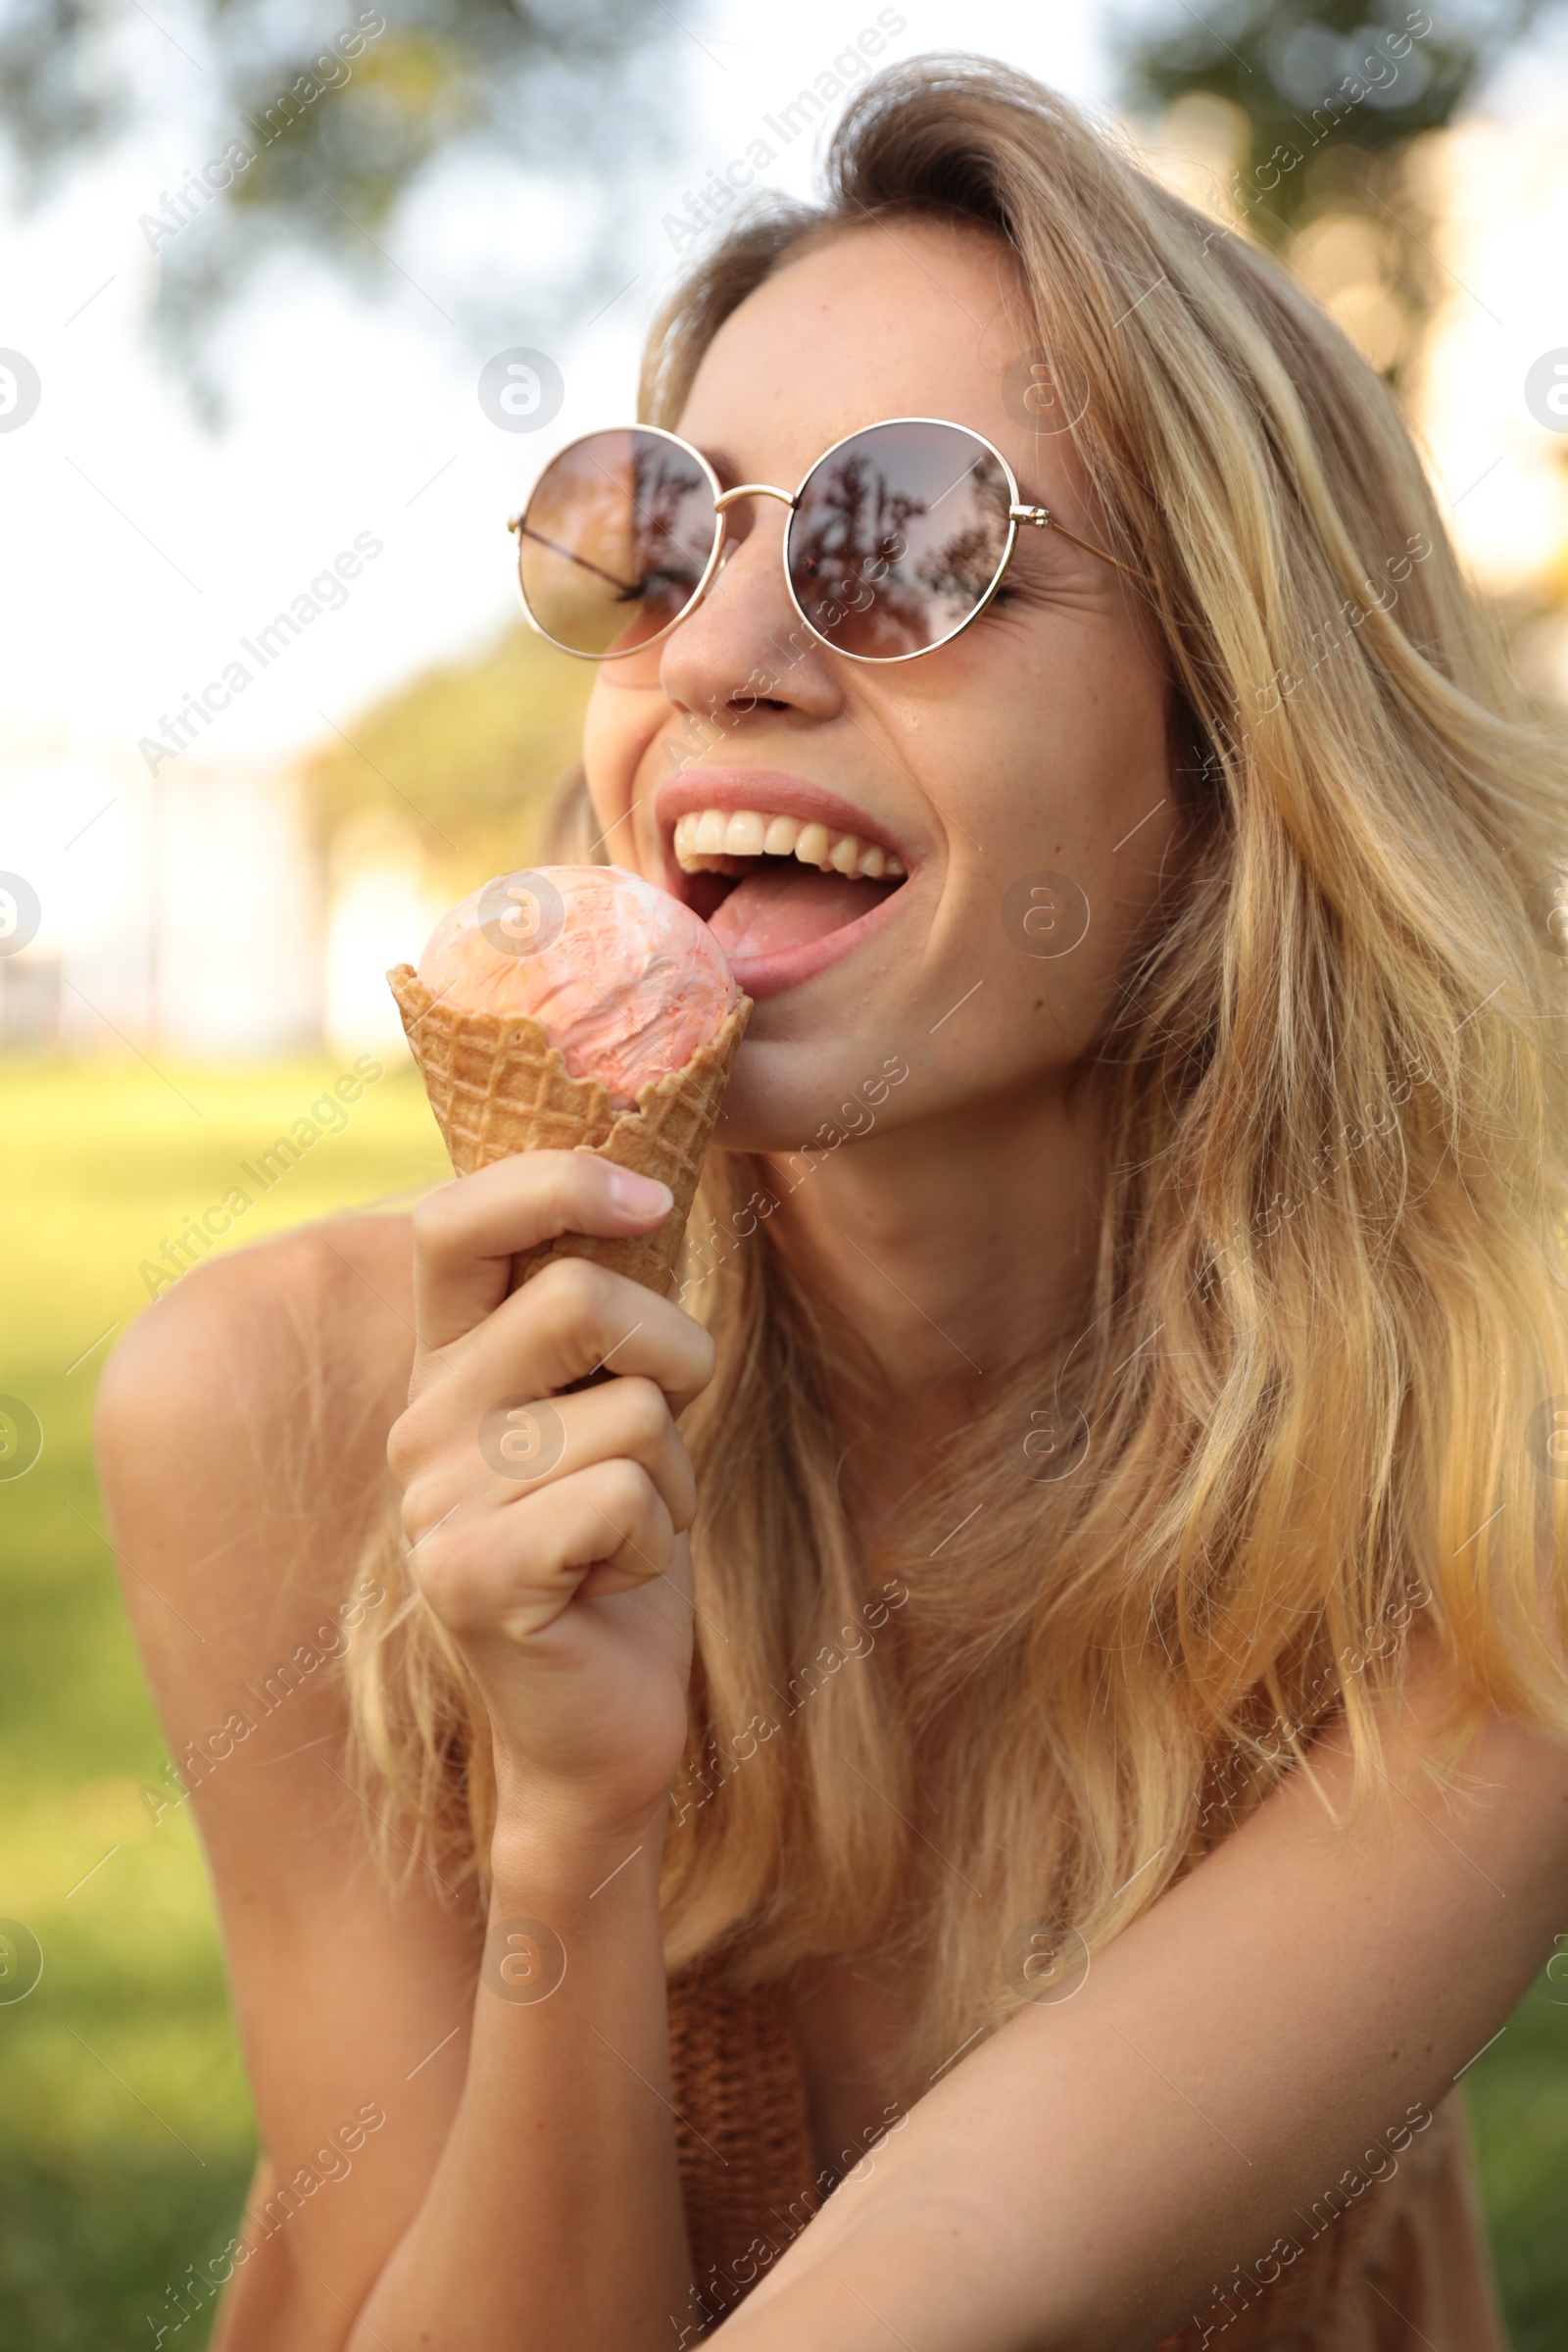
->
xmin=518 ymin=428 xmax=718 ymax=657
xmin=789 ymin=422 xmax=1012 ymax=659
xmin=627 ymin=439 xmax=715 ymax=641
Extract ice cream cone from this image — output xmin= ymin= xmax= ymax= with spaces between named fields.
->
xmin=387 ymin=964 xmax=751 ymax=1297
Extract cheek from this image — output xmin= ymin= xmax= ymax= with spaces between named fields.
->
xmin=581 ymin=678 xmax=628 ymax=804
xmin=990 ymin=641 xmax=1169 ymax=877
xmin=920 ymin=645 xmax=1172 ymax=1057
xmin=581 ymin=676 xmax=658 ymax=853
xmin=907 ymin=633 xmax=1169 ymax=869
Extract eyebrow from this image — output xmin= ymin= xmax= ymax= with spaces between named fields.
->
xmin=698 ymin=446 xmax=748 ymax=493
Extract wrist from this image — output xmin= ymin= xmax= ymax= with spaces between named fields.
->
xmin=482 ymin=1811 xmax=665 ymax=2010
xmin=488 ymin=1786 xmax=670 ymax=1905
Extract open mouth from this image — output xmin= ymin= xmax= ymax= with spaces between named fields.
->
xmin=671 ymin=806 xmax=908 ymax=963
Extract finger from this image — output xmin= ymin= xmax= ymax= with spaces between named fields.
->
xmin=430 ymin=1255 xmax=715 ymax=1421
xmin=411 ymin=1152 xmax=674 ymax=1354
xmin=413 ymin=1460 xmax=677 ymax=1643
xmin=393 ymin=1375 xmax=697 ymax=1540
xmin=484 ymin=1377 xmax=698 ymax=1533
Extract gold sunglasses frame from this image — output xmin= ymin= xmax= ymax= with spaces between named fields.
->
xmin=505 ymin=416 xmax=1153 ymax=666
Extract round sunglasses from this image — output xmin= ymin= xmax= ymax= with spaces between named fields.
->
xmin=506 ymin=416 xmax=1153 ymax=666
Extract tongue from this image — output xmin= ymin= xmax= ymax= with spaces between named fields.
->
xmin=707 ymin=867 xmax=896 ymax=958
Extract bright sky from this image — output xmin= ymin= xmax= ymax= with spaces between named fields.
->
xmin=0 ymin=0 xmax=1112 ymax=772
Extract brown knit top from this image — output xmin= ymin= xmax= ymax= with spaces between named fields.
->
xmin=665 ymin=1960 xmax=1507 ymax=2349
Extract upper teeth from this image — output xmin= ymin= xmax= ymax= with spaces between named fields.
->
xmin=673 ymin=808 xmax=906 ymax=880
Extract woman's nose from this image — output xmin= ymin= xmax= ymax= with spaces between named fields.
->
xmin=658 ymin=495 xmax=844 ymax=725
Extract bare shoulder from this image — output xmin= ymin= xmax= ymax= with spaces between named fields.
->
xmin=98 ymin=1213 xmax=414 ymax=1499
xmin=99 ymin=1209 xmax=415 ymax=1440
xmin=97 ymin=1215 xmax=480 ymax=2338
xmin=96 ymin=1212 xmax=416 ymax=1643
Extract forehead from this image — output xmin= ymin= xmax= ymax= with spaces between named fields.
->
xmin=676 ymin=219 xmax=1074 ymax=495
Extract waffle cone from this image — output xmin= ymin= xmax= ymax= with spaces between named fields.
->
xmin=387 ymin=965 xmax=750 ymax=1296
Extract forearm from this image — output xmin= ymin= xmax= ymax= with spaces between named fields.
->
xmin=349 ymin=1803 xmax=691 ymax=2351
xmin=713 ymin=1706 xmax=1568 ymax=2352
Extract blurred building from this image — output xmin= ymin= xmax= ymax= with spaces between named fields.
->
xmin=0 ymin=747 xmax=432 ymax=1063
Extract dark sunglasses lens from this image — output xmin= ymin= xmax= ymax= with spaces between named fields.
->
xmin=516 ymin=429 xmax=717 ymax=657
xmin=788 ymin=421 xmax=1013 ymax=658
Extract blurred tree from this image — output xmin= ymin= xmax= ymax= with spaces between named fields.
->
xmin=0 ymin=0 xmax=691 ymax=382
xmin=1120 ymin=0 xmax=1568 ymax=718
xmin=302 ymin=617 xmax=594 ymax=899
xmin=1119 ymin=0 xmax=1552 ymax=382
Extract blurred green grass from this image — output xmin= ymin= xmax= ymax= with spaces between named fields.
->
xmin=1 ymin=1054 xmax=1565 ymax=2347
xmin=0 ymin=1051 xmax=446 ymax=2349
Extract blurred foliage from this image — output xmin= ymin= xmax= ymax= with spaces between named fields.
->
xmin=302 ymin=618 xmax=595 ymax=899
xmin=1122 ymin=0 xmax=1548 ymax=238
xmin=1467 ymin=1974 xmax=1568 ymax=2352
xmin=1118 ymin=0 xmax=1555 ymax=385
xmin=0 ymin=0 xmax=687 ymax=376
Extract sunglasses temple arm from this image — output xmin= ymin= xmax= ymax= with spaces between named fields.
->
xmin=514 ymin=520 xmax=644 ymax=599
xmin=1043 ymin=515 xmax=1157 ymax=591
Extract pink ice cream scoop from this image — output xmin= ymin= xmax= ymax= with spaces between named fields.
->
xmin=417 ymin=864 xmax=740 ymax=1108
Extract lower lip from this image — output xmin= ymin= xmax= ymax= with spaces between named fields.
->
xmin=706 ymin=877 xmax=909 ymax=1001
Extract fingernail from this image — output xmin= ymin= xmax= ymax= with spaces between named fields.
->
xmin=608 ymin=1168 xmax=673 ymax=1216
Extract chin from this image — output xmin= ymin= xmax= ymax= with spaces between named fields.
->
xmin=707 ymin=1026 xmax=920 ymax=1168
xmin=709 ymin=1055 xmax=827 ymax=1162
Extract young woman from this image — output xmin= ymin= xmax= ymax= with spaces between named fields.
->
xmin=99 ymin=55 xmax=1568 ymax=2352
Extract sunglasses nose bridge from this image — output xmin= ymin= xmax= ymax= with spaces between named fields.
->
xmin=710 ymin=482 xmax=797 ymax=516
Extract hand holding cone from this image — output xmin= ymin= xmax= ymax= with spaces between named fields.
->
xmin=389 ymin=866 xmax=751 ymax=1298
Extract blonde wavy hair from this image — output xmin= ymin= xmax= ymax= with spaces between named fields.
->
xmin=348 ymin=55 xmax=1568 ymax=2083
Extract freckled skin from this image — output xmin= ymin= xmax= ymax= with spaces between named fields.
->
xmin=581 ymin=219 xmax=1180 ymax=1160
